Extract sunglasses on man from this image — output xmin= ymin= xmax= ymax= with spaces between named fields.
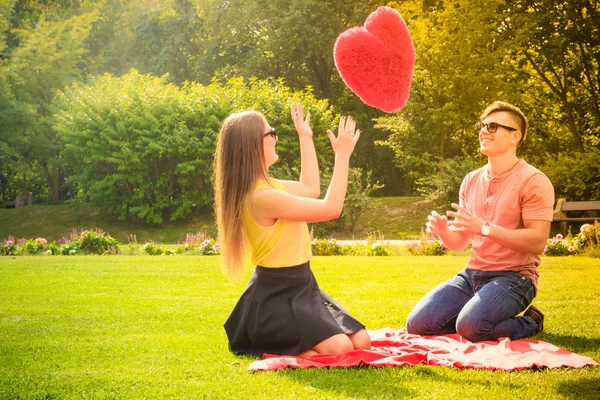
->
xmin=475 ymin=122 xmax=518 ymax=133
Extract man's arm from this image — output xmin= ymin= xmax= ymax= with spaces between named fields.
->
xmin=446 ymin=203 xmax=550 ymax=254
xmin=426 ymin=210 xmax=472 ymax=251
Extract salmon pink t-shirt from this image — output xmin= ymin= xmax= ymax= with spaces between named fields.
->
xmin=460 ymin=159 xmax=554 ymax=289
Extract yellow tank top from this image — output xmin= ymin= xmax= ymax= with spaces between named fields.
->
xmin=243 ymin=179 xmax=312 ymax=268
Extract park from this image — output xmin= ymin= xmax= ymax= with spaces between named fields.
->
xmin=1 ymin=0 xmax=599 ymax=399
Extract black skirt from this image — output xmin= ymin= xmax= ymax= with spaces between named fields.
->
xmin=224 ymin=261 xmax=366 ymax=357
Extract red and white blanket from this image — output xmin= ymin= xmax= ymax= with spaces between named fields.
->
xmin=249 ymin=328 xmax=599 ymax=372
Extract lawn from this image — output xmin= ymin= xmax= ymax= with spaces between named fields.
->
xmin=0 ymin=256 xmax=598 ymax=399
xmin=0 ymin=197 xmax=432 ymax=243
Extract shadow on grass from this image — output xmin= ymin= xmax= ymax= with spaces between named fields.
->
xmin=537 ymin=332 xmax=600 ymax=356
xmin=277 ymin=365 xmax=523 ymax=399
xmin=555 ymin=377 xmax=600 ymax=400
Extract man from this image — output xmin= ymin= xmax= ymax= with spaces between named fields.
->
xmin=406 ymin=101 xmax=554 ymax=342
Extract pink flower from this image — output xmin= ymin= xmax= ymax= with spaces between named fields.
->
xmin=555 ymin=234 xmax=563 ymax=240
xmin=551 ymin=239 xmax=558 ymax=246
xmin=200 ymin=245 xmax=206 ymax=251
xmin=214 ymin=244 xmax=220 ymax=250
xmin=568 ymin=246 xmax=575 ymax=252
xmin=6 ymin=240 xmax=12 ymax=245
xmin=544 ymin=246 xmax=548 ymax=253
xmin=8 ymin=251 xmax=12 ymax=256
xmin=573 ymin=240 xmax=579 ymax=246
xmin=581 ymin=224 xmax=592 ymax=233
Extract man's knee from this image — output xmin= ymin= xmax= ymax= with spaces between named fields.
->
xmin=406 ymin=311 xmax=442 ymax=336
xmin=406 ymin=311 xmax=425 ymax=334
xmin=456 ymin=314 xmax=493 ymax=342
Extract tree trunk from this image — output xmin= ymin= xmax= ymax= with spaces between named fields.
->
xmin=40 ymin=160 xmax=59 ymax=203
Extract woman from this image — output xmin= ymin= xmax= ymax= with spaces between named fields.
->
xmin=214 ymin=103 xmax=370 ymax=358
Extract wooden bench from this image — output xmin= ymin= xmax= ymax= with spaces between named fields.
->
xmin=552 ymin=198 xmax=600 ymax=235
xmin=3 ymin=193 xmax=32 ymax=209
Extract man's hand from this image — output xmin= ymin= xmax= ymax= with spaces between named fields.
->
xmin=426 ymin=210 xmax=450 ymax=236
xmin=446 ymin=203 xmax=485 ymax=236
xmin=425 ymin=206 xmax=473 ymax=251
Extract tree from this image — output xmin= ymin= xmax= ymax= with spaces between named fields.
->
xmin=377 ymin=1 xmax=516 ymax=188
xmin=4 ymin=12 xmax=99 ymax=203
xmin=194 ymin=0 xmax=379 ymax=98
xmin=499 ymin=0 xmax=600 ymax=151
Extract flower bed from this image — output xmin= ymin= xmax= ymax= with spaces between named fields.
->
xmin=544 ymin=221 xmax=600 ymax=257
xmin=2 ymin=223 xmax=599 ymax=257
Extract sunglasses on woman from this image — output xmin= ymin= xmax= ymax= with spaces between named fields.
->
xmin=263 ymin=128 xmax=277 ymax=139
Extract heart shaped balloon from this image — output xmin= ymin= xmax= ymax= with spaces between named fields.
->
xmin=334 ymin=7 xmax=416 ymax=113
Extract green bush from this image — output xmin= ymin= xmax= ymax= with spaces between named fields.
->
xmin=344 ymin=242 xmax=393 ymax=256
xmin=55 ymin=71 xmax=337 ymax=225
xmin=415 ymin=156 xmax=482 ymax=207
xmin=75 ymin=229 xmax=120 ymax=255
xmin=544 ymin=222 xmax=600 ymax=257
xmin=143 ymin=242 xmax=164 ymax=256
xmin=539 ymin=149 xmax=600 ymax=201
xmin=0 ymin=239 xmax=17 ymax=256
xmin=408 ymin=239 xmax=448 ymax=256
xmin=311 ymin=239 xmax=345 ymax=256
xmin=311 ymin=237 xmax=392 ymax=256
xmin=60 ymin=243 xmax=80 ymax=256
xmin=20 ymin=238 xmax=50 ymax=255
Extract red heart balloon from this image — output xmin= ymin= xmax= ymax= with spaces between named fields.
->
xmin=334 ymin=7 xmax=416 ymax=113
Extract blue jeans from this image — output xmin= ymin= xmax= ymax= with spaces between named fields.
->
xmin=406 ymin=268 xmax=538 ymax=342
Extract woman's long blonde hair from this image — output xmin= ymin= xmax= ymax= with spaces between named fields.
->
xmin=214 ymin=111 xmax=269 ymax=278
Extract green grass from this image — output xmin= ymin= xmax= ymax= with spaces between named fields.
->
xmin=1 ymin=256 xmax=598 ymax=399
xmin=348 ymin=196 xmax=435 ymax=239
xmin=0 ymin=204 xmax=216 ymax=244
xmin=0 ymin=197 xmax=433 ymax=243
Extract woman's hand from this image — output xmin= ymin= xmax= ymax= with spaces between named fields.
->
xmin=327 ymin=116 xmax=360 ymax=157
xmin=291 ymin=103 xmax=313 ymax=139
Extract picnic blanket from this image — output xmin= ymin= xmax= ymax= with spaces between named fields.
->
xmin=248 ymin=328 xmax=599 ymax=372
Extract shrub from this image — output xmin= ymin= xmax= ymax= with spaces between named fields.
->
xmin=414 ymin=157 xmax=482 ymax=207
xmin=577 ymin=222 xmax=600 ymax=249
xmin=56 ymin=71 xmax=337 ymax=225
xmin=539 ymin=149 xmax=600 ymax=201
xmin=369 ymin=242 xmax=392 ymax=256
xmin=408 ymin=234 xmax=448 ymax=256
xmin=60 ymin=244 xmax=79 ymax=256
xmin=0 ymin=238 xmax=18 ymax=256
xmin=20 ymin=238 xmax=50 ymax=255
xmin=311 ymin=237 xmax=392 ymax=256
xmin=75 ymin=229 xmax=120 ymax=255
xmin=143 ymin=242 xmax=164 ymax=256
xmin=312 ymin=239 xmax=346 ymax=256
xmin=343 ymin=237 xmax=393 ymax=256
xmin=582 ymin=245 xmax=600 ymax=258
xmin=543 ymin=233 xmax=580 ymax=256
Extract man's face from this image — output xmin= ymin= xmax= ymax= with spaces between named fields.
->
xmin=478 ymin=111 xmax=521 ymax=157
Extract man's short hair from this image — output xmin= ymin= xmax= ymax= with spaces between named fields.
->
xmin=480 ymin=101 xmax=528 ymax=146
